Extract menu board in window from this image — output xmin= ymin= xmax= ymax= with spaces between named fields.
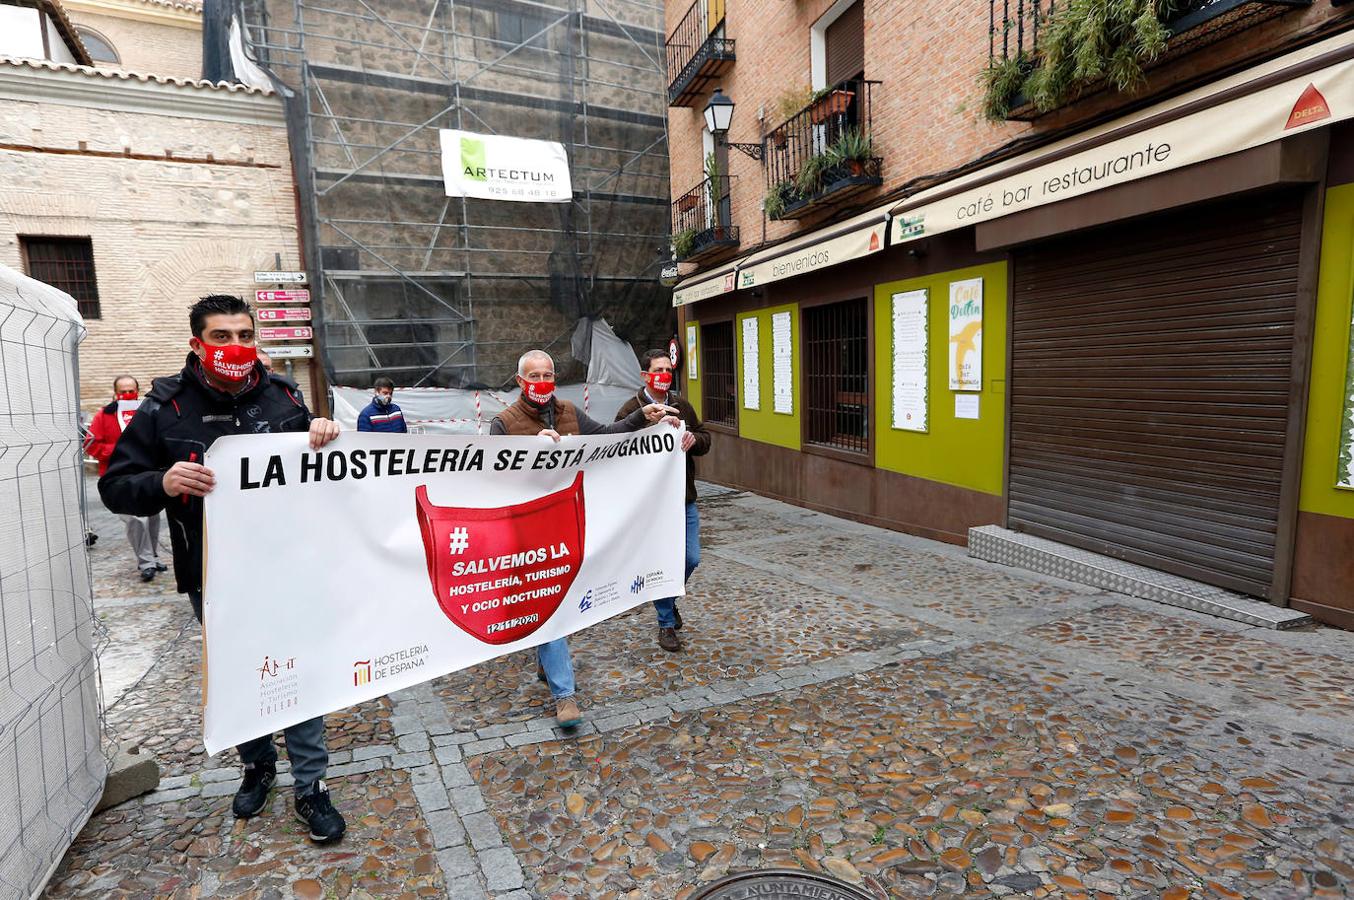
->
xmin=891 ymin=290 xmax=928 ymax=432
xmin=741 ymin=316 xmax=760 ymax=411
xmin=772 ymin=311 xmax=793 ymax=415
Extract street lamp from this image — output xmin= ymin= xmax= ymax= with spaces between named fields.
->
xmin=703 ymin=89 xmax=763 ymax=161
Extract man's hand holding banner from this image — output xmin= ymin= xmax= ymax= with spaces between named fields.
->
xmin=202 ymin=425 xmax=686 ymax=753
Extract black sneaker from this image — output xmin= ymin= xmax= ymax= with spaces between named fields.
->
xmin=154 ymin=561 xmax=168 ymax=572
xmin=295 ymin=781 xmax=346 ymax=844
xmin=673 ymin=603 xmax=683 ymax=630
xmin=231 ymin=763 xmax=275 ymax=818
xmin=140 ymin=569 xmax=155 ymax=582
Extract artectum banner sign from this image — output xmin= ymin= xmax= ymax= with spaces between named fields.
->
xmin=892 ymin=38 xmax=1354 ymax=246
xmin=201 ymin=427 xmax=685 ymax=752
xmin=439 ymin=129 xmax=572 ymax=203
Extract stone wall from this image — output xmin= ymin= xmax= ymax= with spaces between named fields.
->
xmin=0 ymin=67 xmax=312 ymax=410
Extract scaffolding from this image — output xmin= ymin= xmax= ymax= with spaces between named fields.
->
xmin=232 ymin=0 xmax=671 ymax=389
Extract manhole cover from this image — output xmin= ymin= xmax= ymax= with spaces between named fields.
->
xmin=691 ymin=869 xmax=877 ymax=900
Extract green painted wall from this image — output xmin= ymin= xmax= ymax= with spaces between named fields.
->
xmin=1299 ymin=182 xmax=1354 ymax=519
xmin=872 ymin=262 xmax=1007 ymax=496
xmin=683 ymin=319 xmax=703 ymax=420
xmin=736 ymin=304 xmax=802 ymax=450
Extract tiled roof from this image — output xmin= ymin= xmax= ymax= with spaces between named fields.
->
xmin=0 ymin=55 xmax=274 ymax=94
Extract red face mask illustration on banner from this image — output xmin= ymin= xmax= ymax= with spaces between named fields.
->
xmin=197 ymin=342 xmax=257 ymax=383
xmin=415 ymin=472 xmax=585 ymax=645
xmin=644 ymin=371 xmax=673 ymax=393
xmin=523 ymin=379 xmax=555 ymax=405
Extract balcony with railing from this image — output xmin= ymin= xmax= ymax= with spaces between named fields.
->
xmin=666 ymin=0 xmax=735 ymax=107
xmin=763 ymin=79 xmax=882 ymax=221
xmin=671 ymin=175 xmax=739 ymax=262
xmin=987 ymin=0 xmax=1313 ymax=120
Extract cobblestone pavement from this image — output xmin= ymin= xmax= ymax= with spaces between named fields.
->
xmin=46 ymin=480 xmax=1353 ymax=898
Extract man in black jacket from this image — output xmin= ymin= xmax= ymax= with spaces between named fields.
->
xmin=615 ymin=349 xmax=712 ymax=652
xmin=100 ymin=294 xmax=346 ymax=844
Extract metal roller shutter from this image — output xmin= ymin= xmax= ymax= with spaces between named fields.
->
xmin=1008 ymin=190 xmax=1303 ymax=598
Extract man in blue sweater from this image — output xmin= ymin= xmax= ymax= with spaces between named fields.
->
xmin=356 ymin=377 xmax=408 ymax=433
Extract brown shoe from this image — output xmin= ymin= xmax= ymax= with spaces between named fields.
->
xmin=673 ymin=603 xmax=683 ymax=630
xmin=658 ymin=626 xmax=682 ymax=652
xmin=555 ymin=696 xmax=582 ymax=729
xmin=536 ymin=661 xmax=547 ymax=684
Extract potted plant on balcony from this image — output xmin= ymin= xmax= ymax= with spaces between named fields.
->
xmin=768 ymin=86 xmax=813 ymax=149
xmin=981 ymin=0 xmax=1171 ymax=119
xmin=763 ymin=182 xmax=794 ymax=220
xmin=794 ymin=153 xmax=832 ymax=198
xmin=672 ymin=227 xmax=698 ymax=259
xmin=809 ymin=85 xmax=854 ymax=124
xmin=825 ymin=126 xmax=873 ymax=178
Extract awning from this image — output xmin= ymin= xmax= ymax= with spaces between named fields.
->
xmin=890 ymin=33 xmax=1354 ymax=246
xmin=672 ymin=203 xmax=890 ymax=307
xmin=734 ymin=205 xmax=889 ymax=291
xmin=671 ymin=261 xmax=737 ymax=307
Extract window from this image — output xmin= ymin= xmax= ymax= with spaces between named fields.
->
xmin=76 ymin=27 xmax=118 ymax=64
xmin=701 ymin=320 xmax=736 ymax=427
xmin=495 ymin=12 xmax=550 ymax=50
xmin=21 ymin=237 xmax=101 ymax=319
xmin=803 ymin=297 xmax=868 ymax=452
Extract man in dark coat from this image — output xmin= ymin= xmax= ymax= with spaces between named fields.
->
xmin=100 ymin=294 xmax=347 ymax=844
xmin=616 ymin=349 xmax=711 ymax=652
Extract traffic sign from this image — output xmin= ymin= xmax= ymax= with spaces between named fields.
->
xmin=254 ymin=271 xmax=307 ymax=284
xmin=262 ymin=344 xmax=314 ymax=359
xmin=259 ymin=326 xmax=313 ymax=341
xmin=257 ymin=307 xmax=311 ymax=321
xmin=255 ymin=289 xmax=310 ymax=304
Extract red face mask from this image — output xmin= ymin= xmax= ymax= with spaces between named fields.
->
xmin=197 ymin=342 xmax=257 ymax=383
xmin=523 ymin=379 xmax=555 ymax=405
xmin=116 ymin=391 xmax=138 ymax=401
xmin=645 ymin=371 xmax=673 ymax=393
xmin=415 ymin=472 xmax=585 ymax=645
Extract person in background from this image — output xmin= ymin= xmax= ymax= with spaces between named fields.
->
xmin=84 ymin=375 xmax=166 ymax=582
xmin=257 ymin=349 xmax=274 ymax=373
xmin=615 ymin=350 xmax=710 ymax=652
xmin=356 ymin=377 xmax=408 ymax=433
xmin=99 ymin=295 xmax=347 ymax=845
xmin=490 ymin=349 xmax=677 ymax=728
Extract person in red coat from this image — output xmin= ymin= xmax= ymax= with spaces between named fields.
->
xmin=85 ymin=375 xmax=165 ymax=582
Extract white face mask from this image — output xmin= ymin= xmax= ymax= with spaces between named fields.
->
xmin=375 ymin=393 xmax=392 ymax=407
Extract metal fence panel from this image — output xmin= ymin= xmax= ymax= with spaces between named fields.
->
xmin=0 ymin=264 xmax=105 ymax=900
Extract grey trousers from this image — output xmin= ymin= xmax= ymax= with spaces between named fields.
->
xmin=237 ymin=717 xmax=330 ymax=797
xmin=119 ymin=513 xmax=161 ymax=572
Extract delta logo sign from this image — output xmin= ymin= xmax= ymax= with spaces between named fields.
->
xmin=1285 ymin=83 xmax=1331 ymax=131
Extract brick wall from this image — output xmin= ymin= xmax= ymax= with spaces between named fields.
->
xmin=0 ymin=73 xmax=312 ymax=411
xmin=666 ymin=0 xmax=1354 ymax=259
xmin=67 ymin=8 xmax=203 ymax=80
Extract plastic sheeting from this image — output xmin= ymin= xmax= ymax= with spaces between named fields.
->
xmin=0 ymin=265 xmax=104 ymax=898
xmin=331 ymin=318 xmax=647 ymax=434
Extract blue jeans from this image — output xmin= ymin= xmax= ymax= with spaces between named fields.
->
xmin=237 ymin=715 xmax=329 ymax=796
xmin=537 ymin=638 xmax=575 ymax=700
xmin=656 ymin=502 xmax=701 ymax=628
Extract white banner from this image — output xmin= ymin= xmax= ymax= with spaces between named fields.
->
xmin=202 ymin=426 xmax=685 ymax=753
xmin=440 ymin=129 xmax=572 ymax=203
